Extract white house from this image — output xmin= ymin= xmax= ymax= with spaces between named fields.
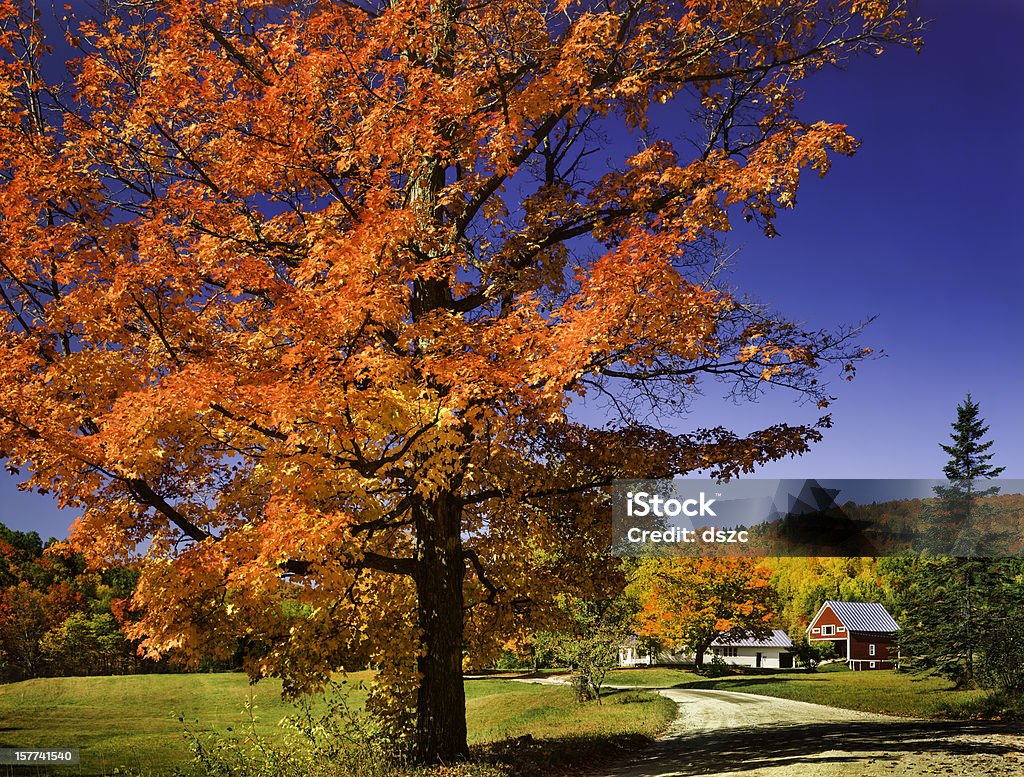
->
xmin=618 ymin=636 xmax=691 ymax=667
xmin=711 ymin=629 xmax=794 ymax=669
xmin=619 ymin=629 xmax=794 ymax=669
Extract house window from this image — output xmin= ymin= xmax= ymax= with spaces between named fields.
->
xmin=812 ymin=627 xmax=820 ymax=634
xmin=717 ymin=646 xmax=738 ymax=657
xmin=869 ymin=644 xmax=876 ymax=656
xmin=837 ymin=626 xmax=846 ymax=633
xmin=822 ymin=625 xmax=835 ymax=636
xmin=870 ymin=661 xmax=876 ymax=669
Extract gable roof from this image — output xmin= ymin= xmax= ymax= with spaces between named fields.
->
xmin=810 ymin=600 xmax=899 ymax=633
xmin=712 ymin=629 xmax=792 ymax=648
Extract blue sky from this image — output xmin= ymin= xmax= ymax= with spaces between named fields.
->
xmin=576 ymin=0 xmax=1023 ymax=481
xmin=2 ymin=0 xmax=1022 ymax=540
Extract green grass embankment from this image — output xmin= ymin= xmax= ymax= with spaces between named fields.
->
xmin=0 ymin=672 xmax=675 ymax=777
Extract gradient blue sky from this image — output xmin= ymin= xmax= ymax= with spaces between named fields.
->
xmin=2 ymin=0 xmax=1022 ymax=540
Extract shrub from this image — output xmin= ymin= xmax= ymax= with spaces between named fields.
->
xmin=703 ymin=654 xmax=730 ymax=677
xmin=977 ymin=620 xmax=1024 ymax=694
xmin=789 ymin=635 xmax=835 ymax=672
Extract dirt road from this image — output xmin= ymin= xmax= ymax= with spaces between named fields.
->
xmin=595 ymin=687 xmax=1024 ymax=777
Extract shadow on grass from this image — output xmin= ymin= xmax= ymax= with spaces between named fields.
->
xmin=669 ymin=675 xmax=829 ymax=691
xmin=602 ymin=719 xmax=1024 ymax=777
xmin=465 ymin=670 xmax=568 ymax=680
xmin=475 ymin=732 xmax=656 ymax=777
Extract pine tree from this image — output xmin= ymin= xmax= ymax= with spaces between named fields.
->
xmin=896 ymin=395 xmax=1016 ymax=688
xmin=930 ymin=394 xmax=1006 ymax=556
xmin=940 ymin=393 xmax=1006 ymax=483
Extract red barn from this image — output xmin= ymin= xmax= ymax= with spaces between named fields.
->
xmin=807 ymin=600 xmax=900 ymax=670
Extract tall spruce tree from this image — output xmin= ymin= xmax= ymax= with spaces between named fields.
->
xmin=929 ymin=394 xmax=1007 ymax=556
xmin=940 ymin=394 xmax=1006 ymax=483
xmin=896 ymin=395 xmax=1017 ymax=688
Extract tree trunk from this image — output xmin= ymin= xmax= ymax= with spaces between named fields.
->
xmin=694 ymin=646 xmax=706 ymax=669
xmin=413 ymin=493 xmax=469 ymax=763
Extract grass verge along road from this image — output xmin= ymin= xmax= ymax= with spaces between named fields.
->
xmin=606 ymin=663 xmax=998 ymax=719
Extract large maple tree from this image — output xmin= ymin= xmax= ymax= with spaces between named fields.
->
xmin=630 ymin=557 xmax=779 ymax=668
xmin=0 ymin=0 xmax=921 ymax=762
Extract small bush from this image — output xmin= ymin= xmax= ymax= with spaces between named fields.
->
xmin=789 ymin=635 xmax=836 ymax=672
xmin=702 ymin=654 xmax=730 ymax=677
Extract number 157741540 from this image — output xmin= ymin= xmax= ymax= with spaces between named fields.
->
xmin=0 ymin=748 xmax=80 ymax=764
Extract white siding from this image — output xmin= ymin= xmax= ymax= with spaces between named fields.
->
xmin=718 ymin=646 xmax=789 ymax=668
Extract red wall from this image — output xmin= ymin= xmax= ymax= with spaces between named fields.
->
xmin=849 ymin=632 xmax=896 ymax=662
xmin=808 ymin=605 xmax=849 ymax=641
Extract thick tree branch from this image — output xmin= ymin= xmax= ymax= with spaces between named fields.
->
xmin=281 ymin=551 xmax=417 ymax=578
xmin=463 ymin=548 xmax=498 ymax=606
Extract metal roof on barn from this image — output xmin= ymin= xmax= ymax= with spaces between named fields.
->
xmin=712 ymin=629 xmax=793 ymax=648
xmin=818 ymin=600 xmax=900 ymax=633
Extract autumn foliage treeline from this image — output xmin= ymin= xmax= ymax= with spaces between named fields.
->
xmin=499 ymin=556 xmax=894 ymax=672
xmin=505 ymin=553 xmax=1024 ymax=698
xmin=0 ymin=520 xmax=190 ymax=682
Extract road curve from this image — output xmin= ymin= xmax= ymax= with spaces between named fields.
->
xmin=593 ymin=687 xmax=1023 ymax=777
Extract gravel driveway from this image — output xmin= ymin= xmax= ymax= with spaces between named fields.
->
xmin=593 ymin=687 xmax=1024 ymax=777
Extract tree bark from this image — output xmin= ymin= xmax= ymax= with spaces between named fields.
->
xmin=413 ymin=493 xmax=469 ymax=763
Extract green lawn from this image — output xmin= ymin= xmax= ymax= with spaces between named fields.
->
xmin=2 ymin=664 xmax=997 ymax=776
xmin=467 ymin=684 xmax=673 ymax=744
xmin=607 ymin=666 xmax=702 ymax=688
xmin=692 ymin=664 xmax=992 ymax=718
xmin=608 ymin=663 xmax=993 ymax=719
xmin=0 ymin=673 xmax=675 ymax=777
xmin=0 ymin=673 xmax=318 ymax=775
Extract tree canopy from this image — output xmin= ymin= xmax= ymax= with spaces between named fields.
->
xmin=630 ymin=557 xmax=779 ymax=668
xmin=0 ymin=0 xmax=922 ymax=762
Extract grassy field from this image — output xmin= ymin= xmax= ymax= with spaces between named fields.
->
xmin=1 ymin=664 xmax=1004 ymax=776
xmin=465 ymin=682 xmax=672 ymax=744
xmin=606 ymin=667 xmax=702 ymax=688
xmin=607 ymin=663 xmax=995 ymax=718
xmin=690 ymin=664 xmax=992 ymax=718
xmin=0 ymin=673 xmax=323 ymax=775
xmin=0 ymin=672 xmax=675 ymax=777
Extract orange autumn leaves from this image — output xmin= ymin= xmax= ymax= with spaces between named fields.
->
xmin=0 ymin=0 xmax=920 ymax=722
xmin=630 ymin=557 xmax=779 ymax=665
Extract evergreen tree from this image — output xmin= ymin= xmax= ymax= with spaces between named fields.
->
xmin=924 ymin=394 xmax=1006 ymax=556
xmin=890 ymin=556 xmax=1022 ymax=688
xmin=940 ymin=393 xmax=1006 ymax=483
xmin=894 ymin=395 xmax=1019 ymax=689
